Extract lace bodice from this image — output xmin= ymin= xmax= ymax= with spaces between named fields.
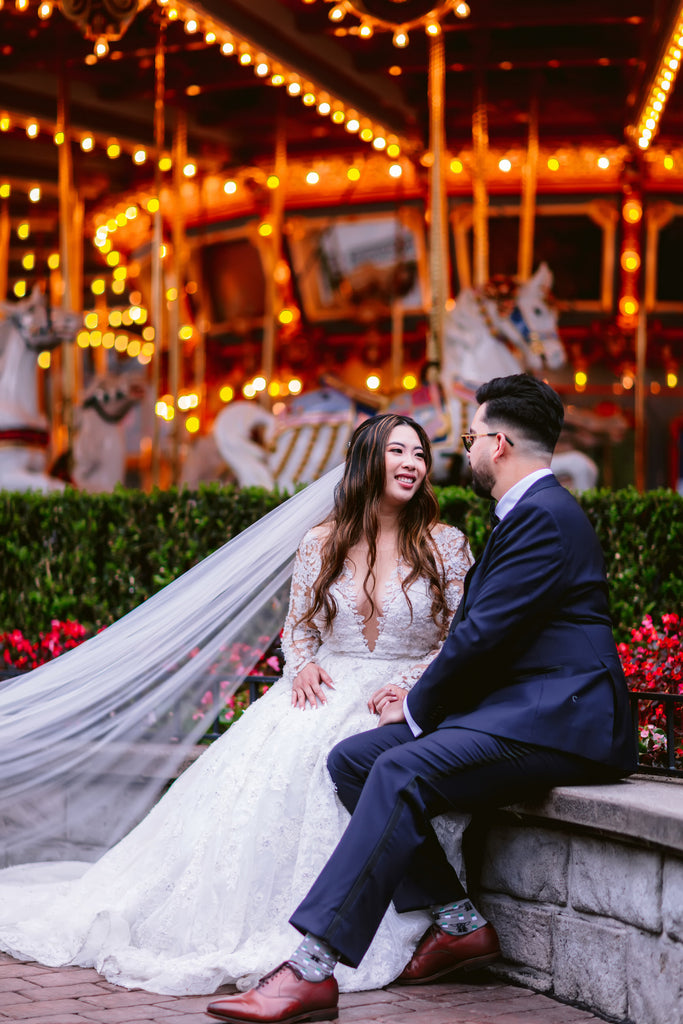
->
xmin=281 ymin=525 xmax=472 ymax=691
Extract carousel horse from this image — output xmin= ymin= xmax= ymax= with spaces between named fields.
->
xmin=70 ymin=375 xmax=146 ymax=492
xmin=0 ymin=286 xmax=81 ymax=493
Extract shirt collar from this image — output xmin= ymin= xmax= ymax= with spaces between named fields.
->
xmin=493 ymin=468 xmax=553 ymax=523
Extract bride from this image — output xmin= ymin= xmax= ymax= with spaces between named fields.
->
xmin=0 ymin=413 xmax=472 ymax=996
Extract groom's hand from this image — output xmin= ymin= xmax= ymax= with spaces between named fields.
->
xmin=291 ymin=663 xmax=335 ymax=709
xmin=368 ymin=684 xmax=407 ymax=714
xmin=378 ymin=695 xmax=407 ymax=727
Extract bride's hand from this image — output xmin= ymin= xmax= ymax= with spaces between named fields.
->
xmin=291 ymin=663 xmax=335 ymax=709
xmin=368 ymin=684 xmax=407 ymax=714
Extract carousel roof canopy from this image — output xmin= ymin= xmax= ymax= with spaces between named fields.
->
xmin=1 ymin=0 xmax=682 ymax=297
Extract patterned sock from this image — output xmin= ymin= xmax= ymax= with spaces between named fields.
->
xmin=287 ymin=933 xmax=338 ymax=982
xmin=433 ymin=897 xmax=488 ymax=936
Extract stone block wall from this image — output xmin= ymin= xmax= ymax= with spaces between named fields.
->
xmin=472 ymin=779 xmax=683 ymax=1024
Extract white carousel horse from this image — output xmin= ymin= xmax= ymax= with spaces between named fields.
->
xmin=0 ymin=287 xmax=81 ymax=493
xmin=71 ymin=375 xmax=146 ymax=492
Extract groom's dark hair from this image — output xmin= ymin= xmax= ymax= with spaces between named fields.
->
xmin=476 ymin=374 xmax=564 ymax=455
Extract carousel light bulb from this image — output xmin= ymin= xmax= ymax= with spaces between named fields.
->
xmin=317 ymin=100 xmax=331 ymax=115
xmin=134 ymin=148 xmax=147 ymax=164
xmin=328 ymin=3 xmax=347 ymax=22
xmin=372 ymin=136 xmax=386 ymax=150
xmin=302 ymin=92 xmax=316 ymax=106
xmin=26 ymin=121 xmax=39 ymax=138
xmin=93 ymin=36 xmax=109 ymax=58
xmin=347 ymin=166 xmax=361 ymax=181
xmin=664 ymin=154 xmax=675 ymax=169
xmin=454 ymin=2 xmax=470 ymax=17
xmin=22 ymin=253 xmax=35 ymax=270
xmin=0 ymin=115 xmax=10 ymax=132
xmin=392 ymin=28 xmax=409 ymax=47
xmin=359 ymin=20 xmax=373 ymax=38
xmin=267 ymin=174 xmax=280 ymax=189
xmin=220 ymin=385 xmax=234 ymax=402
xmin=621 ymin=250 xmax=641 ymax=272
xmin=29 ymin=186 xmax=40 ymax=202
xmin=287 ymin=81 xmax=301 ymax=95
xmin=288 ymin=378 xmax=303 ymax=395
xmin=47 ymin=253 xmax=59 ymax=269
xmin=253 ymin=376 xmax=267 ymax=392
xmin=425 ymin=21 xmax=440 ymax=36
xmin=346 ymin=118 xmax=360 ymax=132
xmin=0 ymin=183 xmax=9 ymax=198
xmin=306 ymin=170 xmax=319 ymax=184
xmin=256 ymin=62 xmax=270 ymax=77
xmin=184 ymin=18 xmax=199 ymax=33
xmin=37 ymin=1 xmax=52 ymax=18
xmin=183 ymin=162 xmax=197 ymax=177
xmin=16 ymin=0 xmax=29 ymax=11
xmin=205 ymin=30 xmax=216 ymax=44
xmin=224 ymin=179 xmax=237 ymax=194
xmin=498 ymin=158 xmax=512 ymax=172
xmin=107 ymin=139 xmax=121 ymax=158
xmin=597 ymin=155 xmax=610 ymax=169
xmin=81 ymin=135 xmax=94 ymax=151
xmin=366 ymin=374 xmax=381 ymax=391
xmin=402 ymin=373 xmax=417 ymax=390
xmin=239 ymin=51 xmax=252 ymax=65
xmin=389 ymin=163 xmax=402 ymax=178
xmin=221 ymin=41 xmax=234 ymax=55
xmin=331 ymin=108 xmax=345 ymax=124
xmin=37 ymin=351 xmax=51 ymax=369
xmin=271 ymin=73 xmax=285 ymax=86
xmin=667 ymin=371 xmax=678 ymax=388
xmin=451 ymin=158 xmax=464 ymax=173
xmin=17 ymin=221 xmax=29 ymax=239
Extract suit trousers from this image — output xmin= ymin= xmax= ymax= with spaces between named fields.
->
xmin=290 ymin=723 xmax=617 ymax=968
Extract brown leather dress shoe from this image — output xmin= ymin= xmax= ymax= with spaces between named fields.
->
xmin=397 ymin=922 xmax=501 ymax=985
xmin=205 ymin=963 xmax=339 ymax=1023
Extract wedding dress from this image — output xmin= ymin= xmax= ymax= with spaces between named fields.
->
xmin=0 ymin=522 xmax=472 ymax=996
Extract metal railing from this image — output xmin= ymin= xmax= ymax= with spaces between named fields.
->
xmin=629 ymin=690 xmax=683 ymax=778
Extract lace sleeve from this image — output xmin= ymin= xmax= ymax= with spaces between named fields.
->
xmin=279 ymin=529 xmax=325 ymax=684
xmin=392 ymin=525 xmax=473 ymax=692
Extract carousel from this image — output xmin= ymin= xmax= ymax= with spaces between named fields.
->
xmin=0 ymin=0 xmax=682 ymax=494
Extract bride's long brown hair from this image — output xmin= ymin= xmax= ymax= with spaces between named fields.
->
xmin=300 ymin=413 xmax=450 ymax=632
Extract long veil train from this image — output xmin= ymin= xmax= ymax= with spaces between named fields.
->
xmin=0 ymin=465 xmax=343 ymax=868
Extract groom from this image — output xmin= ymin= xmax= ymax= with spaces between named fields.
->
xmin=206 ymin=373 xmax=636 ymax=1024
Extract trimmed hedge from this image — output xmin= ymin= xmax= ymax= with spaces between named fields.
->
xmin=1 ymin=484 xmax=681 ymax=640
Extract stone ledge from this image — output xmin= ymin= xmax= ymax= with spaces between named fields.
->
xmin=501 ymin=775 xmax=683 ymax=856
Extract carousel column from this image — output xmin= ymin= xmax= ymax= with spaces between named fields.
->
xmin=262 ymin=115 xmax=287 ymax=397
xmin=518 ymin=93 xmax=539 ymax=282
xmin=617 ymin=185 xmax=644 ymax=490
xmin=472 ymin=76 xmax=490 ymax=288
xmin=150 ymin=13 xmax=166 ymax=489
xmin=169 ymin=110 xmax=187 ymax=486
xmin=57 ymin=73 xmax=81 ymax=472
xmin=426 ymin=29 xmax=449 ymax=372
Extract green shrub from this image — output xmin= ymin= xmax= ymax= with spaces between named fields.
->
xmin=1 ymin=484 xmax=681 ymax=641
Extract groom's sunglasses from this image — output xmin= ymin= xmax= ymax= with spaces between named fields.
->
xmin=461 ymin=432 xmax=515 ymax=453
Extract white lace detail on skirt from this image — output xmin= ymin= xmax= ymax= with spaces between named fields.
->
xmin=0 ymin=525 xmax=472 ymax=995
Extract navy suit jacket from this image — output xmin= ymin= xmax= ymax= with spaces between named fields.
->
xmin=407 ymin=475 xmax=636 ymax=771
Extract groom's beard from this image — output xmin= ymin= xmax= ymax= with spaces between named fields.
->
xmin=471 ymin=464 xmax=495 ymax=500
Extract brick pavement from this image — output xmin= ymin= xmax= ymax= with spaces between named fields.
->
xmin=0 ymin=953 xmax=609 ymax=1024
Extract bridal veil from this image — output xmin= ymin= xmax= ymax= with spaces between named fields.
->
xmin=0 ymin=465 xmax=343 ymax=867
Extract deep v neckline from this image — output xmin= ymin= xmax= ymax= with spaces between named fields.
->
xmin=342 ymin=558 xmax=403 ymax=653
